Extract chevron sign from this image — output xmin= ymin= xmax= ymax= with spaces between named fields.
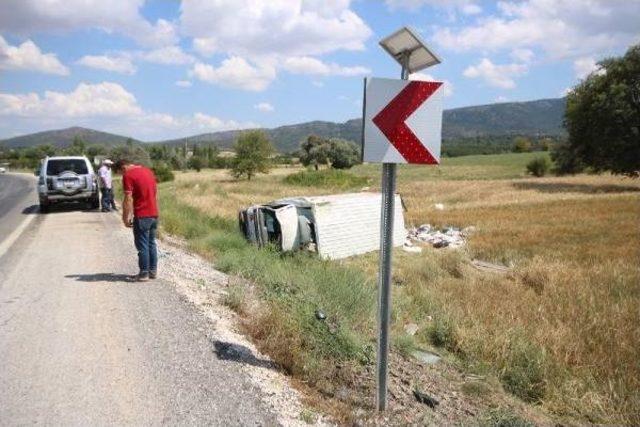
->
xmin=362 ymin=77 xmax=444 ymax=164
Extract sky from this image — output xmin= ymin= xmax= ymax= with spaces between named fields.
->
xmin=0 ymin=0 xmax=638 ymax=141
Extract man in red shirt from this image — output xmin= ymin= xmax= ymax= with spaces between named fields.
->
xmin=115 ymin=158 xmax=159 ymax=282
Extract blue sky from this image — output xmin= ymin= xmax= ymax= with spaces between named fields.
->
xmin=0 ymin=0 xmax=638 ymax=141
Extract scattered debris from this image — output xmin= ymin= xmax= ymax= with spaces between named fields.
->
xmin=407 ymin=224 xmax=466 ymax=249
xmin=434 ymin=203 xmax=445 ymax=211
xmin=413 ymin=389 xmax=440 ymax=408
xmin=471 ymin=259 xmax=511 ymax=274
xmin=404 ymin=323 xmax=419 ymax=336
xmin=314 ymin=309 xmax=327 ymax=321
xmin=412 ymin=350 xmax=441 ymax=365
xmin=402 ymin=241 xmax=423 ymax=253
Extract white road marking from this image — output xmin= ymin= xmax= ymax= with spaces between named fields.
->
xmin=0 ymin=211 xmax=36 ymax=260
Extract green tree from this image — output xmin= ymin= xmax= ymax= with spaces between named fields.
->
xmin=328 ymin=138 xmax=360 ymax=169
xmin=299 ymin=135 xmax=331 ymax=170
xmin=557 ymin=44 xmax=640 ymax=175
xmin=231 ymin=130 xmax=273 ymax=180
xmin=109 ymin=144 xmax=151 ymax=167
xmin=513 ymin=136 xmax=532 ymax=153
xmin=66 ymin=136 xmax=87 ymax=155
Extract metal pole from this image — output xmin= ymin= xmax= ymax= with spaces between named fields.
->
xmin=376 ymin=52 xmax=408 ymax=412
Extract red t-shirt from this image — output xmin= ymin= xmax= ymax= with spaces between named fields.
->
xmin=122 ymin=165 xmax=158 ymax=218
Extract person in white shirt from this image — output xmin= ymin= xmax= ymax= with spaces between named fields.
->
xmin=98 ymin=159 xmax=117 ymax=212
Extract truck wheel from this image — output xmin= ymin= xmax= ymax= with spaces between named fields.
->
xmin=90 ymin=196 xmax=100 ymax=210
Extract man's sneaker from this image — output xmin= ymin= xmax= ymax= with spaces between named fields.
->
xmin=149 ymin=271 xmax=157 ymax=279
xmin=131 ymin=273 xmax=149 ymax=282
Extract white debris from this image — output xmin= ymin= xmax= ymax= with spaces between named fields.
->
xmin=407 ymin=224 xmax=467 ymax=249
xmin=434 ymin=203 xmax=445 ymax=211
xmin=402 ymin=243 xmax=423 ymax=253
xmin=404 ymin=323 xmax=419 ymax=336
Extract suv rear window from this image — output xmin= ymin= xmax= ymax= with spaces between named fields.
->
xmin=46 ymin=159 xmax=88 ymax=175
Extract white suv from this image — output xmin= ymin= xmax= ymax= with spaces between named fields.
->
xmin=37 ymin=156 xmax=99 ymax=213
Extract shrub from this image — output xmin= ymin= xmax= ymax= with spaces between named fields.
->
xmin=328 ymin=138 xmax=360 ymax=169
xmin=152 ymin=161 xmax=175 ymax=182
xmin=526 ymin=156 xmax=551 ymax=177
xmin=283 ymin=169 xmax=369 ymax=189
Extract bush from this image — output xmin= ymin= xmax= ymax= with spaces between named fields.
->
xmin=526 ymin=156 xmax=550 ymax=177
xmin=152 ymin=162 xmax=175 ymax=182
xmin=283 ymin=169 xmax=369 ymax=189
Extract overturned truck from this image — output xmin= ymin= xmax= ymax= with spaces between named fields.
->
xmin=239 ymin=193 xmax=406 ymax=260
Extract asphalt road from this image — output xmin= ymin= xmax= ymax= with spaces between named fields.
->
xmin=0 ymin=180 xmax=280 ymax=425
xmin=0 ymin=174 xmax=38 ymax=252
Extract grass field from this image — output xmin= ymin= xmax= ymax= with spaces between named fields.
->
xmin=158 ymin=153 xmax=640 ymax=424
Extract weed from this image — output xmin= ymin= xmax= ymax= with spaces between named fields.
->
xmin=500 ymin=331 xmax=547 ymax=403
xmin=223 ymin=283 xmax=246 ymax=313
xmin=426 ymin=314 xmax=459 ymax=353
xmin=461 ymin=380 xmax=492 ymax=398
xmin=299 ymin=408 xmax=318 ymax=424
xmin=393 ymin=333 xmax=416 ymax=358
xmin=480 ymin=408 xmax=535 ymax=427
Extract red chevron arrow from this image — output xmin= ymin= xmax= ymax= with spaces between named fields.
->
xmin=372 ymin=81 xmax=442 ymax=164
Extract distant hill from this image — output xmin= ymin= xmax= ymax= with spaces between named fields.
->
xmin=0 ymin=126 xmax=139 ymax=149
xmin=158 ymin=97 xmax=567 ymax=153
xmin=1 ymin=97 xmax=566 ymax=153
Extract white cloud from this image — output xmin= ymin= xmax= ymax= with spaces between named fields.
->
xmin=573 ymin=56 xmax=605 ymax=79
xmin=409 ymin=72 xmax=454 ymax=97
xmin=181 ymin=0 xmax=372 ymax=57
xmin=175 ymin=80 xmax=192 ymax=88
xmin=463 ymin=58 xmax=528 ymax=89
xmin=385 ymin=0 xmax=478 ymax=11
xmin=433 ymin=0 xmax=640 ymax=59
xmin=189 ymin=57 xmax=276 ymax=91
xmin=495 ymin=95 xmax=508 ymax=102
xmin=311 ymin=80 xmax=324 ymax=87
xmin=282 ymin=56 xmax=370 ymax=76
xmin=254 ymin=102 xmax=274 ymax=112
xmin=0 ymin=82 xmax=257 ymax=140
xmin=0 ymin=0 xmax=177 ymax=48
xmin=77 ymin=54 xmax=136 ymax=74
xmin=462 ymin=3 xmax=482 ymax=15
xmin=511 ymin=48 xmax=534 ymax=63
xmin=0 ymin=36 xmax=69 ymax=75
xmin=139 ymin=46 xmax=195 ymax=65
xmin=0 ymin=82 xmax=141 ymax=117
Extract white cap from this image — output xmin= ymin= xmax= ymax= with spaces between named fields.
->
xmin=103 ymin=159 xmax=114 ymax=165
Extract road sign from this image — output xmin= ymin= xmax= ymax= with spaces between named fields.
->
xmin=362 ymin=77 xmax=443 ymax=164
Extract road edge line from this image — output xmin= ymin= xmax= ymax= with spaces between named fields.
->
xmin=0 ymin=210 xmax=37 ymax=260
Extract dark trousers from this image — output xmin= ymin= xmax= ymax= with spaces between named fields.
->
xmin=100 ymin=188 xmax=114 ymax=211
xmin=133 ymin=217 xmax=158 ymax=274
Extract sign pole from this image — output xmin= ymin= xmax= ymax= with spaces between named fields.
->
xmin=376 ymin=53 xmax=409 ymax=412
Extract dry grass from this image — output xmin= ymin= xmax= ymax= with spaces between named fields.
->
xmin=166 ymin=158 xmax=640 ymax=424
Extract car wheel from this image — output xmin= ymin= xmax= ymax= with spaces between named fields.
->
xmin=39 ymin=202 xmax=49 ymax=213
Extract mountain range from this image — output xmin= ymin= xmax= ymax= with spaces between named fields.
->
xmin=1 ymin=97 xmax=566 ymax=153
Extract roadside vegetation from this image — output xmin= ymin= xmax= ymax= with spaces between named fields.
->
xmin=156 ymin=153 xmax=639 ymax=424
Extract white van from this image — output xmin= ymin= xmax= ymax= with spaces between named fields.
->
xmin=37 ymin=156 xmax=100 ymax=213
xmin=239 ymin=192 xmax=406 ymax=260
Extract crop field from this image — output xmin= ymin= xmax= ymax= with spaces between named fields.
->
xmin=158 ymin=153 xmax=640 ymax=424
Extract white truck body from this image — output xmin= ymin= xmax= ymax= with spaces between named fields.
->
xmin=239 ymin=192 xmax=406 ymax=260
